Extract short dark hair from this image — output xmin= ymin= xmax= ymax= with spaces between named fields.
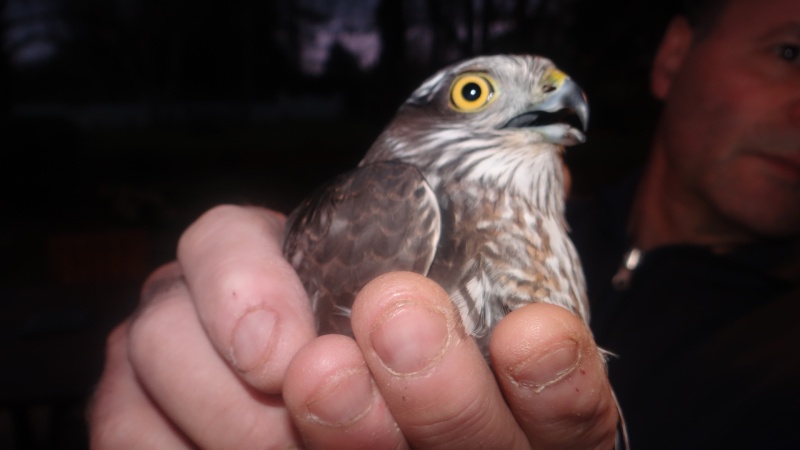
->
xmin=679 ymin=0 xmax=731 ymax=38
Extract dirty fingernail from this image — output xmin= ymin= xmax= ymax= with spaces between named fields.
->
xmin=306 ymin=367 xmax=374 ymax=426
xmin=511 ymin=339 xmax=580 ymax=393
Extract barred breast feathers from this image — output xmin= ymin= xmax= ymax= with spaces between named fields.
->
xmin=365 ymin=126 xmax=568 ymax=221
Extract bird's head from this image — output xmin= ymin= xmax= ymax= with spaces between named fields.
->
xmin=363 ymin=55 xmax=589 ymax=178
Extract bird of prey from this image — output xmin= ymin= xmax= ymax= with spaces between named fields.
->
xmin=283 ymin=54 xmax=589 ymax=355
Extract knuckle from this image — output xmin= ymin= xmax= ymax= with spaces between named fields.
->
xmin=178 ymin=204 xmax=245 ymax=254
xmin=89 ymin=413 xmax=145 ymax=450
xmin=90 ymin=327 xmax=152 ymax=449
xmin=139 ymin=262 xmax=184 ymax=306
xmin=104 ymin=321 xmax=130 ymax=357
xmin=411 ymin=387 xmax=513 ymax=449
xmin=127 ymin=294 xmax=183 ymax=368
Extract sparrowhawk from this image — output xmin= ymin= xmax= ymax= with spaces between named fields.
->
xmin=283 ymin=54 xmax=590 ymax=355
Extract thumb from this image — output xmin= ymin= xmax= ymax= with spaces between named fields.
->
xmin=490 ymin=303 xmax=620 ymax=450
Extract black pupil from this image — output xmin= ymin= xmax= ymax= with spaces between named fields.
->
xmin=462 ymin=82 xmax=482 ymax=101
xmin=781 ymin=45 xmax=799 ymax=61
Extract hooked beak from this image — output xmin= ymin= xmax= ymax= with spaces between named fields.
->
xmin=502 ymin=73 xmax=589 ymax=146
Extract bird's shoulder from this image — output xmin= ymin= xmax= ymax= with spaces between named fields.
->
xmin=282 ymin=161 xmax=443 ymax=333
xmin=283 ymin=161 xmax=438 ymax=250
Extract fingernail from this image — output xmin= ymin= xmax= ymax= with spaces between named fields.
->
xmin=370 ymin=302 xmax=449 ymax=375
xmin=306 ymin=367 xmax=374 ymax=426
xmin=511 ymin=339 xmax=580 ymax=393
xmin=231 ymin=309 xmax=277 ymax=372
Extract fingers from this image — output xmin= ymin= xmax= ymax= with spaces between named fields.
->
xmin=177 ymin=205 xmax=316 ymax=393
xmin=93 ymin=205 xmax=315 ymax=449
xmin=126 ymin=266 xmax=301 ymax=448
xmin=284 ymin=334 xmax=409 ymax=450
xmin=491 ymin=303 xmax=620 ymax=450
xmin=287 ymin=272 xmax=619 ymax=450
xmin=89 ymin=321 xmax=194 ymax=449
xmin=350 ymin=272 xmax=531 ymax=449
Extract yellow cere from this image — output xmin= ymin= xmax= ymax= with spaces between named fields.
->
xmin=450 ymin=73 xmax=497 ymax=112
xmin=543 ymin=69 xmax=566 ymax=91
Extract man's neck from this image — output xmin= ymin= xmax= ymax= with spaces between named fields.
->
xmin=628 ymin=146 xmax=800 ymax=281
xmin=629 ymin=146 xmax=758 ymax=252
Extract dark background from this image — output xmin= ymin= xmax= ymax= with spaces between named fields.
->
xmin=0 ymin=0 xmax=678 ymax=447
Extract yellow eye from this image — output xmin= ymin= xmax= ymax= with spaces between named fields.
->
xmin=450 ymin=73 xmax=496 ymax=112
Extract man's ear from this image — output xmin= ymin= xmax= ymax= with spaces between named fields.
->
xmin=651 ymin=17 xmax=694 ymax=100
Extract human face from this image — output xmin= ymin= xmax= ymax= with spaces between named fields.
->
xmin=653 ymin=0 xmax=800 ymax=241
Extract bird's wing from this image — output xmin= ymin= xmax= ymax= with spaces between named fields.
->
xmin=283 ymin=160 xmax=441 ymax=336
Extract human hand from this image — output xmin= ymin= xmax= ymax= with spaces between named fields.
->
xmin=90 ymin=206 xmax=316 ymax=448
xmin=283 ymin=271 xmax=619 ymax=450
xmin=90 ymin=205 xmax=619 ymax=449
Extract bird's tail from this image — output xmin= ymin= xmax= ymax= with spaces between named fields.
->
xmin=599 ymin=348 xmax=630 ymax=450
xmin=612 ymin=386 xmax=630 ymax=450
